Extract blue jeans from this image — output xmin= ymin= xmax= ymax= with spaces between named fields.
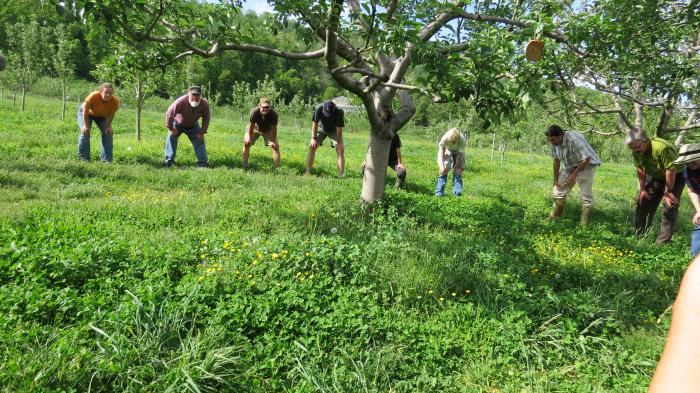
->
xmin=164 ymin=121 xmax=208 ymax=166
xmin=435 ymin=172 xmax=462 ymax=196
xmin=692 ymin=224 xmax=700 ymax=257
xmin=77 ymin=106 xmax=112 ymax=162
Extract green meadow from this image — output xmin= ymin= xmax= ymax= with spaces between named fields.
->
xmin=0 ymin=94 xmax=693 ymax=392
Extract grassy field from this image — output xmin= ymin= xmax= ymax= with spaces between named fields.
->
xmin=0 ymin=94 xmax=694 ymax=392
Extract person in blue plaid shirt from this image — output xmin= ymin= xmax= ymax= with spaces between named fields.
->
xmin=545 ymin=125 xmax=601 ymax=225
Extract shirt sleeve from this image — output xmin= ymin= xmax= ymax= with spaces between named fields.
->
xmin=109 ymin=97 xmax=121 ymax=117
xmin=658 ymin=145 xmax=679 ymax=170
xmin=569 ymin=133 xmax=588 ymax=161
xmin=271 ymin=111 xmax=279 ymax=126
xmin=337 ymin=110 xmax=345 ymax=128
xmin=200 ymin=100 xmax=211 ymax=133
xmin=438 ymin=133 xmax=447 ymax=148
xmin=165 ymin=100 xmax=177 ymax=129
xmin=249 ymin=108 xmax=258 ymax=124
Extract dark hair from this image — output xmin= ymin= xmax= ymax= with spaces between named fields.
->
xmin=544 ymin=124 xmax=565 ymax=137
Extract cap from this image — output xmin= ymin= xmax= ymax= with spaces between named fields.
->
xmin=673 ymin=143 xmax=700 ymax=165
xmin=322 ymin=100 xmax=335 ymax=117
xmin=188 ymin=86 xmax=202 ymax=95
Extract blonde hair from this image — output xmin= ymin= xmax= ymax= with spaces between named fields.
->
xmin=447 ymin=128 xmax=462 ymax=144
xmin=259 ymin=97 xmax=271 ymax=106
xmin=99 ymin=83 xmax=114 ymax=92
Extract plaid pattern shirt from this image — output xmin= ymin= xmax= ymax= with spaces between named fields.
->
xmin=551 ymin=131 xmax=601 ymax=172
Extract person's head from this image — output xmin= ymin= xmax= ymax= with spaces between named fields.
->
xmin=544 ymin=124 xmax=565 ymax=146
xmin=674 ymin=143 xmax=700 ymax=169
xmin=99 ymin=83 xmax=114 ymax=101
xmin=446 ymin=128 xmax=462 ymax=144
xmin=259 ymin=97 xmax=271 ymax=113
xmin=188 ymin=86 xmax=202 ymax=108
xmin=625 ymin=130 xmax=649 ymax=154
xmin=322 ymin=100 xmax=335 ymax=118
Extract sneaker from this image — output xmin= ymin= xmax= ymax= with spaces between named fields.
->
xmin=338 ymin=171 xmax=345 ymax=179
xmin=395 ymin=177 xmax=405 ymax=189
xmin=435 ymin=192 xmax=444 ymax=197
xmin=165 ymin=161 xmax=175 ymax=168
xmin=197 ymin=162 xmax=208 ymax=168
xmin=242 ymin=160 xmax=249 ymax=170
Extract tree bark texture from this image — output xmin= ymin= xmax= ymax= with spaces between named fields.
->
xmin=360 ymin=132 xmax=392 ymax=203
xmin=136 ymin=80 xmax=142 ymax=142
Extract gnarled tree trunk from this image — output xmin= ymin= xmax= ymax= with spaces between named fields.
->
xmin=361 ymin=132 xmax=392 ymax=203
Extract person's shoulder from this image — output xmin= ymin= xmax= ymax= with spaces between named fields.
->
xmin=336 ymin=107 xmax=345 ymax=116
xmin=85 ymin=91 xmax=100 ymax=102
xmin=250 ymin=106 xmax=260 ymax=115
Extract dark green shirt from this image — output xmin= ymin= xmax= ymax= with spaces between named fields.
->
xmin=633 ymin=137 xmax=681 ymax=181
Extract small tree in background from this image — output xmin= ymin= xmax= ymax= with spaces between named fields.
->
xmin=5 ymin=21 xmax=51 ymax=112
xmin=53 ymin=25 xmax=78 ymax=120
xmin=93 ymin=44 xmax=172 ymax=142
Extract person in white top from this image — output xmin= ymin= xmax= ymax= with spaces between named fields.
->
xmin=435 ymin=128 xmax=467 ymax=196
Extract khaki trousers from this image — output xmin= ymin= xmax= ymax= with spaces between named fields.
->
xmin=552 ymin=165 xmax=597 ymax=208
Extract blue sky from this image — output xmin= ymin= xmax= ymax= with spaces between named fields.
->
xmin=242 ymin=0 xmax=273 ymax=14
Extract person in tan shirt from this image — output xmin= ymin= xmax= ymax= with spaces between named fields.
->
xmin=78 ymin=83 xmax=120 ymax=162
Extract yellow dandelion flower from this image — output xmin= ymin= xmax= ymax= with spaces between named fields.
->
xmin=272 ymin=253 xmax=279 ymax=260
xmin=439 ymin=297 xmax=444 ymax=301
xmin=417 ymin=295 xmax=422 ymax=299
xmin=427 ymin=289 xmax=434 ymax=294
xmin=201 ymin=239 xmax=208 ymax=245
xmin=451 ymin=292 xmax=457 ymax=297
xmin=252 ymin=260 xmax=258 ymax=266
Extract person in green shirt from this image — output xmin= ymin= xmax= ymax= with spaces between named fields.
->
xmin=626 ymin=131 xmax=684 ymax=244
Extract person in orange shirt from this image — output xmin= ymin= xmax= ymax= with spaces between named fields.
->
xmin=78 ymin=83 xmax=120 ymax=162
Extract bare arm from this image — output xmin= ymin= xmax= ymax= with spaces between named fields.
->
xmin=663 ymin=169 xmax=679 ymax=207
xmin=553 ymin=158 xmax=561 ymax=185
xmin=649 ymin=255 xmax=700 ymax=392
xmin=335 ymin=126 xmax=343 ymax=144
xmin=246 ymin=122 xmax=255 ymax=139
xmin=689 ymin=188 xmax=700 ymax=225
xmin=271 ymin=124 xmax=278 ymax=143
xmin=637 ymin=167 xmax=647 ymax=192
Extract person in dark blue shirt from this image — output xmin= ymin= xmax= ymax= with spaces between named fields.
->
xmin=305 ymin=100 xmax=345 ymax=177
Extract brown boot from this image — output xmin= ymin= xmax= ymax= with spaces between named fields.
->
xmin=580 ymin=206 xmax=592 ymax=225
xmin=548 ymin=199 xmax=566 ymax=220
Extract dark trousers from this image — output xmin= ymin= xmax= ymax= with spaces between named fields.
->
xmin=634 ymin=172 xmax=684 ymax=244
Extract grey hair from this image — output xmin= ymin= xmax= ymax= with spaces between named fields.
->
xmin=624 ymin=130 xmax=648 ymax=144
